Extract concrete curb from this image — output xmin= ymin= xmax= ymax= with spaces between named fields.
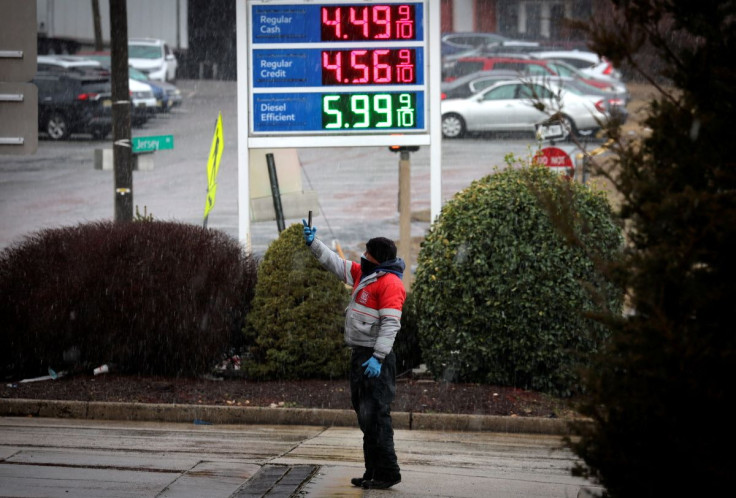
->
xmin=0 ymin=399 xmax=585 ymax=435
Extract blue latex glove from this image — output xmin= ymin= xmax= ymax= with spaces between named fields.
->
xmin=302 ymin=219 xmax=317 ymax=246
xmin=362 ymin=356 xmax=381 ymax=378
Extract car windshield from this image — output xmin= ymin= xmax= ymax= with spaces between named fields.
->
xmin=128 ymin=45 xmax=162 ymax=59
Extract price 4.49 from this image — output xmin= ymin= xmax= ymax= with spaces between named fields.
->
xmin=322 ymin=92 xmax=417 ymax=130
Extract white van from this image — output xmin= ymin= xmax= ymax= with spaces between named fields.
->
xmin=128 ymin=38 xmax=178 ymax=82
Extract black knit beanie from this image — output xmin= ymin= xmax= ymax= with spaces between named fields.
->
xmin=366 ymin=237 xmax=397 ymax=263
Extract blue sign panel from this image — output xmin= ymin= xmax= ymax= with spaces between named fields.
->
xmin=252 ymin=4 xmax=425 ymax=44
xmin=248 ymin=1 xmax=428 ymax=136
xmin=253 ymin=91 xmax=425 ymax=133
xmin=253 ymin=48 xmax=424 ymax=88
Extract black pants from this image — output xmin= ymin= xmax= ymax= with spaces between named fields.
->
xmin=350 ymin=347 xmax=401 ymax=482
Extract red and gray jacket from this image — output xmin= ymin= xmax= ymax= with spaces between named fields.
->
xmin=310 ymin=239 xmax=406 ymax=360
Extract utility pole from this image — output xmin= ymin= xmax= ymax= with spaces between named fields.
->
xmin=91 ymin=0 xmax=103 ymax=52
xmin=389 ymin=146 xmax=419 ymax=290
xmin=109 ymin=0 xmax=132 ymax=222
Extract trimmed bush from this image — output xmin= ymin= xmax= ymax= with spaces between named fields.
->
xmin=412 ymin=165 xmax=622 ymax=396
xmin=243 ymin=223 xmax=350 ymax=379
xmin=0 ymin=221 xmax=257 ymax=378
xmin=395 ymin=291 xmax=423 ymax=376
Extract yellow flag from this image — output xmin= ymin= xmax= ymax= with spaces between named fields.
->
xmin=203 ymin=113 xmax=224 ymax=224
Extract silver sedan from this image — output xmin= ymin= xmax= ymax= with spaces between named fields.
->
xmin=440 ymin=79 xmax=610 ymax=139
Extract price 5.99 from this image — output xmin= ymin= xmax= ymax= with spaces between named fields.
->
xmin=322 ymin=92 xmax=417 ymax=130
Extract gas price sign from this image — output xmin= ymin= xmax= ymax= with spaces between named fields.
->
xmin=247 ymin=0 xmax=429 ymax=141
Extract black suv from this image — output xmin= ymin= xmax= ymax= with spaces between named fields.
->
xmin=33 ymin=71 xmax=113 ymax=140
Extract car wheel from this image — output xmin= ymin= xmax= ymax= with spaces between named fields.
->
xmin=46 ymin=112 xmax=70 ymax=140
xmin=442 ymin=113 xmax=466 ymax=138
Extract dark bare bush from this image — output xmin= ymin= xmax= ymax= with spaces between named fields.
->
xmin=0 ymin=221 xmax=257 ymax=378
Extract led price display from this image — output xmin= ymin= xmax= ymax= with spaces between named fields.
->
xmin=321 ymin=49 xmax=416 ymax=85
xmin=249 ymin=1 xmax=427 ymax=136
xmin=322 ymin=92 xmax=416 ymax=129
xmin=320 ymin=4 xmax=416 ymax=41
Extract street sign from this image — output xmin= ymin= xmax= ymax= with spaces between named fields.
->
xmin=532 ymin=146 xmax=574 ymax=178
xmin=132 ymin=135 xmax=174 ymax=153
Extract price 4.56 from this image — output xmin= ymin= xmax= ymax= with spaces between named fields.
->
xmin=322 ymin=92 xmax=417 ymax=130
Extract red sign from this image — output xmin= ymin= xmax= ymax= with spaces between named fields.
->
xmin=532 ymin=147 xmax=574 ymax=178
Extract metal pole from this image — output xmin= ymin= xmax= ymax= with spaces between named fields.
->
xmin=399 ymin=150 xmax=413 ymax=290
xmin=266 ymin=153 xmax=285 ymax=233
xmin=109 ymin=0 xmax=132 ymax=222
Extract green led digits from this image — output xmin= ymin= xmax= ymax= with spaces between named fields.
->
xmin=323 ymin=95 xmax=342 ymax=128
xmin=322 ymin=92 xmax=416 ymax=130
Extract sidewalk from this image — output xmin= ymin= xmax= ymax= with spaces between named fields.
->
xmin=0 ymin=415 xmax=601 ymax=497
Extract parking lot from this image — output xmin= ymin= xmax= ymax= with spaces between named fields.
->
xmin=1 ymin=78 xmax=610 ymax=257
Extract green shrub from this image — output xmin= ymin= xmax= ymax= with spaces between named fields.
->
xmin=243 ymin=223 xmax=350 ymax=379
xmin=412 ymin=165 xmax=622 ymax=396
xmin=395 ymin=291 xmax=423 ymax=376
xmin=0 ymin=221 xmax=257 ymax=378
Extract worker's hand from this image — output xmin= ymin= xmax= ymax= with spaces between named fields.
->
xmin=362 ymin=357 xmax=381 ymax=378
xmin=302 ymin=219 xmax=317 ymax=246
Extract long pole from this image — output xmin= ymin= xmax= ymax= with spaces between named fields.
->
xmin=109 ymin=0 xmax=132 ymax=222
xmin=91 ymin=0 xmax=103 ymax=52
xmin=399 ymin=150 xmax=413 ymax=290
xmin=266 ymin=153 xmax=285 ymax=233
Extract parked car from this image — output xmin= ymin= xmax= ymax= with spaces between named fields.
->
xmin=130 ymin=67 xmax=181 ymax=111
xmin=440 ymin=78 xmax=610 ymax=139
xmin=442 ymin=38 xmax=539 ymax=76
xmin=128 ymin=78 xmax=157 ymax=125
xmin=128 ymin=38 xmax=177 ymax=82
xmin=539 ymin=59 xmax=628 ymax=98
xmin=529 ymin=56 xmax=627 ymax=97
xmin=36 ymin=54 xmax=160 ymax=123
xmin=442 ymin=70 xmax=628 ymax=122
xmin=443 ymin=56 xmax=550 ymax=81
xmin=441 ymin=32 xmax=510 ymax=56
xmin=80 ymin=53 xmax=182 ymax=112
xmin=528 ymin=50 xmax=623 ymax=80
xmin=532 ymin=76 xmax=629 ymax=123
xmin=440 ymin=69 xmax=519 ymax=100
xmin=444 ymin=55 xmax=629 ymax=100
xmin=33 ymin=71 xmax=112 ymax=140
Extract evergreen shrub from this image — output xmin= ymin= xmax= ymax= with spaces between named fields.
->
xmin=395 ymin=291 xmax=423 ymax=375
xmin=412 ymin=165 xmax=622 ymax=396
xmin=243 ymin=223 xmax=350 ymax=379
xmin=0 ymin=221 xmax=257 ymax=378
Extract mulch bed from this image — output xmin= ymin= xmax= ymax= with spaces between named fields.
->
xmin=2 ymin=373 xmax=576 ymax=419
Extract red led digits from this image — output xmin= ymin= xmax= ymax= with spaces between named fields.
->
xmin=322 ymin=49 xmax=416 ymax=85
xmin=321 ymin=4 xmax=415 ymax=41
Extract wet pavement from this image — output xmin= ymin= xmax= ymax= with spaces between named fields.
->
xmin=0 ymin=416 xmax=603 ymax=497
xmin=0 ymin=80 xmax=553 ymax=256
